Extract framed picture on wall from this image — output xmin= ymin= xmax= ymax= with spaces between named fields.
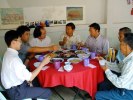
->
xmin=0 ymin=8 xmax=24 ymax=29
xmin=66 ymin=6 xmax=85 ymax=24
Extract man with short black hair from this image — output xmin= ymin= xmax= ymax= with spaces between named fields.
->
xmin=1 ymin=30 xmax=52 ymax=100
xmin=85 ymin=23 xmax=109 ymax=55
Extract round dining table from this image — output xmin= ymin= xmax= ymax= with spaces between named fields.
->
xmin=29 ymin=58 xmax=104 ymax=100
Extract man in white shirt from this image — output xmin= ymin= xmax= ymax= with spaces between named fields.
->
xmin=29 ymin=26 xmax=51 ymax=47
xmin=1 ymin=30 xmax=52 ymax=100
xmin=59 ymin=22 xmax=81 ymax=49
xmin=85 ymin=23 xmax=109 ymax=55
xmin=95 ymin=33 xmax=133 ymax=100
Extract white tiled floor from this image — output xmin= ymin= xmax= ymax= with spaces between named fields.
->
xmin=49 ymin=86 xmax=92 ymax=100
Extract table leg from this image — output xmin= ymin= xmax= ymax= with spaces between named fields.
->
xmin=71 ymin=87 xmax=86 ymax=100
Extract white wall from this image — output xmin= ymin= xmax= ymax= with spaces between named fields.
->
xmin=0 ymin=0 xmax=9 ymax=56
xmin=7 ymin=0 xmax=106 ymax=24
xmin=0 ymin=0 xmax=9 ymax=8
xmin=0 ymin=0 xmax=133 ymax=57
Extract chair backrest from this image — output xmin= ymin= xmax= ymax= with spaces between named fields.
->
xmin=0 ymin=92 xmax=6 ymax=100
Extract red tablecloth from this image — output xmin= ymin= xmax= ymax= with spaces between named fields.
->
xmin=29 ymin=59 xmax=104 ymax=99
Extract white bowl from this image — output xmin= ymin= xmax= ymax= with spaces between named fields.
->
xmin=64 ymin=65 xmax=73 ymax=72
xmin=99 ymin=59 xmax=106 ymax=66
xmin=77 ymin=53 xmax=90 ymax=59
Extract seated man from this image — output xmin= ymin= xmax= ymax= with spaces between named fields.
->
xmin=116 ymin=27 xmax=132 ymax=62
xmin=96 ymin=33 xmax=133 ymax=100
xmin=59 ymin=22 xmax=81 ymax=49
xmin=16 ymin=25 xmax=58 ymax=65
xmin=85 ymin=23 xmax=109 ymax=55
xmin=29 ymin=26 xmax=51 ymax=47
xmin=1 ymin=30 xmax=52 ymax=100
xmin=97 ymin=27 xmax=132 ymax=91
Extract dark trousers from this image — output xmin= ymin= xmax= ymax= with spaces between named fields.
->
xmin=96 ymin=71 xmax=133 ymax=100
xmin=98 ymin=70 xmax=121 ymax=91
xmin=6 ymin=81 xmax=52 ymax=100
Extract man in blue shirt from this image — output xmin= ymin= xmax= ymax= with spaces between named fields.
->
xmin=116 ymin=27 xmax=132 ymax=62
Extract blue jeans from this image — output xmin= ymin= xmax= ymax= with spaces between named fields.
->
xmin=95 ymin=88 xmax=133 ymax=100
xmin=6 ymin=81 xmax=52 ymax=100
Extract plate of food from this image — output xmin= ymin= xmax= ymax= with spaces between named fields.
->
xmin=67 ymin=58 xmax=82 ymax=64
xmin=60 ymin=50 xmax=76 ymax=58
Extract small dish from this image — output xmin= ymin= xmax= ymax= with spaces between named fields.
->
xmin=64 ymin=65 xmax=73 ymax=72
xmin=99 ymin=59 xmax=106 ymax=66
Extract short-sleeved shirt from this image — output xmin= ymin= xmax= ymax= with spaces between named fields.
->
xmin=60 ymin=33 xmax=81 ymax=49
xmin=1 ymin=48 xmax=32 ymax=89
xmin=18 ymin=42 xmax=31 ymax=62
xmin=85 ymin=35 xmax=109 ymax=54
xmin=29 ymin=36 xmax=51 ymax=47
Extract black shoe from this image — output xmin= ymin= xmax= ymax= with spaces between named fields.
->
xmin=84 ymin=93 xmax=91 ymax=98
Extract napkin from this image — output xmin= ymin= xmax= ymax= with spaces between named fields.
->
xmin=88 ymin=63 xmax=96 ymax=68
xmin=58 ymin=66 xmax=64 ymax=72
xmin=42 ymin=66 xmax=50 ymax=70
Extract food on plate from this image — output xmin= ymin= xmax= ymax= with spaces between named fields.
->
xmin=77 ymin=53 xmax=90 ymax=59
xmin=70 ymin=59 xmax=81 ymax=63
xmin=47 ymin=53 xmax=57 ymax=58
xmin=60 ymin=50 xmax=76 ymax=58
xmin=75 ymin=50 xmax=86 ymax=54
